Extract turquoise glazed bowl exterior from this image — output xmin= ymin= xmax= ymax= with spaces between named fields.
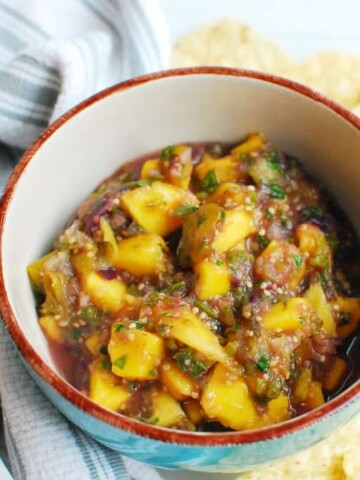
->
xmin=1 ymin=68 xmax=360 ymax=473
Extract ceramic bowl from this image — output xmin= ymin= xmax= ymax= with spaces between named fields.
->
xmin=1 ymin=68 xmax=360 ymax=474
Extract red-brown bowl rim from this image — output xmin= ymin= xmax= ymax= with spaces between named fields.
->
xmin=1 ymin=67 xmax=360 ymax=447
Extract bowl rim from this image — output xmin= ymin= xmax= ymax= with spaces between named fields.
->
xmin=1 ymin=66 xmax=360 ymax=447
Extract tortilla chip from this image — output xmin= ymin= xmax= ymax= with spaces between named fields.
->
xmin=172 ymin=19 xmax=360 ymax=115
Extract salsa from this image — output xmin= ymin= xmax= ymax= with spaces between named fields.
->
xmin=28 ymin=133 xmax=360 ymax=431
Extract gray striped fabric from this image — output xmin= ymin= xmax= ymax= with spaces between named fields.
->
xmin=0 ymin=1 xmax=169 ymax=478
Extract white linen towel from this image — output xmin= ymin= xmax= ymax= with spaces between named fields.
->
xmin=0 ymin=0 xmax=170 ymax=478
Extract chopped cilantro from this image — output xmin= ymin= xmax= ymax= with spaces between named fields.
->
xmin=172 ymin=205 xmax=199 ymax=216
xmin=256 ymin=234 xmax=270 ymax=249
xmin=114 ymin=355 xmax=127 ymax=369
xmin=174 ymin=348 xmax=208 ymax=378
xmin=301 ymin=206 xmax=324 ymax=222
xmin=194 ymin=299 xmax=217 ymax=319
xmin=101 ymin=357 xmax=111 ymax=370
xmin=215 ymin=259 xmax=224 ymax=266
xmin=201 ymin=170 xmax=220 ymax=194
xmin=134 ymin=321 xmax=145 ymax=329
xmin=153 ymin=416 xmax=160 ymax=424
xmin=167 ymin=281 xmax=186 ymax=292
xmin=114 ymin=323 xmax=126 ymax=332
xmin=208 ymin=143 xmax=223 ymax=157
xmin=197 ymin=214 xmax=206 ymax=225
xmin=267 ymin=151 xmax=284 ymax=173
xmin=256 ymin=355 xmax=269 ymax=373
xmin=72 ymin=328 xmax=81 ymax=340
xmin=267 ymin=183 xmax=286 ymax=200
xmin=161 ymin=311 xmax=175 ymax=317
xmin=148 ymin=369 xmax=156 ymax=376
xmin=79 ymin=305 xmax=98 ymax=323
xmin=161 ymin=145 xmax=175 ymax=159
xmin=220 ymin=209 xmax=226 ymax=221
xmin=293 ymin=255 xmax=303 ymax=268
xmin=99 ymin=345 xmax=108 ymax=355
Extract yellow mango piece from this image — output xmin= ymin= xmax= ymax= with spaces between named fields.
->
xmin=85 ymin=332 xmax=107 ymax=357
xmin=39 ymin=315 xmax=62 ymax=342
xmin=296 ymin=223 xmax=332 ymax=270
xmin=213 ymin=209 xmax=255 ymax=253
xmin=27 ymin=251 xmax=57 ymax=291
xmin=195 ymin=155 xmax=240 ymax=183
xmin=305 ymin=282 xmax=336 ymax=337
xmin=147 ymin=389 xmax=186 ymax=427
xmin=109 ymin=325 xmax=164 ymax=380
xmin=201 ymin=363 xmax=259 ymax=430
xmin=160 ymin=360 xmax=198 ymax=400
xmin=121 ymin=181 xmax=198 ymax=237
xmin=159 ymin=309 xmax=230 ymax=366
xmin=100 ymin=216 xmax=118 ymax=262
xmin=183 ymin=399 xmax=203 ymax=425
xmin=206 ymin=182 xmax=252 ymax=209
xmin=293 ymin=368 xmax=312 ymax=402
xmin=114 ymin=234 xmax=168 ymax=277
xmin=71 ymin=250 xmax=95 ymax=275
xmin=89 ymin=360 xmax=130 ymax=411
xmin=335 ymin=297 xmax=360 ymax=338
xmin=194 ymin=259 xmax=231 ymax=300
xmin=83 ymin=271 xmax=126 ymax=313
xmin=161 ymin=144 xmax=193 ymax=189
xmin=254 ymin=240 xmax=306 ymax=290
xmin=267 ymin=393 xmax=290 ymax=424
xmin=262 ymin=298 xmax=311 ymax=332
xmin=140 ymin=158 xmax=161 ymax=179
xmin=248 ymin=157 xmax=283 ymax=185
xmin=231 ymin=133 xmax=265 ymax=157
xmin=323 ymin=357 xmax=347 ymax=391
xmin=307 ymin=381 xmax=325 ymax=409
xmin=41 ymin=271 xmax=68 ymax=317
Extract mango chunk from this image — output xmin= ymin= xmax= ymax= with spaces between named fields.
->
xmin=109 ymin=325 xmax=164 ymax=380
xmin=39 ymin=315 xmax=62 ymax=342
xmin=159 ymin=308 xmax=230 ymax=366
xmin=248 ymin=157 xmax=283 ymax=185
xmin=206 ymin=182 xmax=250 ymax=209
xmin=183 ymin=399 xmax=203 ymax=425
xmin=255 ymin=240 xmax=305 ymax=290
xmin=147 ymin=389 xmax=187 ymax=427
xmin=194 ymin=259 xmax=231 ymax=300
xmin=160 ymin=360 xmax=198 ymax=400
xmin=121 ymin=181 xmax=198 ymax=237
xmin=293 ymin=368 xmax=312 ymax=402
xmin=262 ymin=298 xmax=312 ymax=332
xmin=213 ymin=209 xmax=256 ymax=254
xmin=305 ymin=282 xmax=336 ymax=337
xmin=89 ymin=360 xmax=130 ymax=411
xmin=267 ymin=393 xmax=290 ymax=424
xmin=140 ymin=158 xmax=161 ymax=179
xmin=323 ymin=357 xmax=347 ymax=391
xmin=196 ymin=155 xmax=240 ymax=183
xmin=335 ymin=297 xmax=360 ymax=338
xmin=83 ymin=271 xmax=126 ymax=313
xmin=231 ymin=133 xmax=265 ymax=157
xmin=85 ymin=332 xmax=108 ymax=357
xmin=307 ymin=381 xmax=325 ymax=409
xmin=100 ymin=216 xmax=118 ymax=262
xmin=161 ymin=145 xmax=193 ymax=189
xmin=201 ymin=363 xmax=259 ymax=430
xmin=27 ymin=251 xmax=58 ymax=291
xmin=114 ymin=234 xmax=168 ymax=277
xmin=296 ymin=223 xmax=331 ymax=270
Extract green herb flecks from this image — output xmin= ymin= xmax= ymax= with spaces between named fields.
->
xmin=267 ymin=183 xmax=286 ymax=200
xmin=201 ymin=170 xmax=220 ymax=194
xmin=114 ymin=323 xmax=127 ymax=332
xmin=114 ymin=355 xmax=127 ymax=369
xmin=194 ymin=299 xmax=217 ymax=319
xmin=301 ymin=206 xmax=324 ymax=222
xmin=293 ymin=255 xmax=303 ymax=268
xmin=172 ymin=205 xmax=199 ymax=216
xmin=161 ymin=145 xmax=175 ymax=159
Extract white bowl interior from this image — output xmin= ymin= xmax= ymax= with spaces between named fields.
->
xmin=3 ymin=72 xmax=360 ymax=373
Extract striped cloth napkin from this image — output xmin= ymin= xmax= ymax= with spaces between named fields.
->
xmin=0 ymin=1 xmax=170 ymax=479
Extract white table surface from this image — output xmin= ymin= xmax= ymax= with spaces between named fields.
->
xmin=2 ymin=3 xmax=360 ymax=479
